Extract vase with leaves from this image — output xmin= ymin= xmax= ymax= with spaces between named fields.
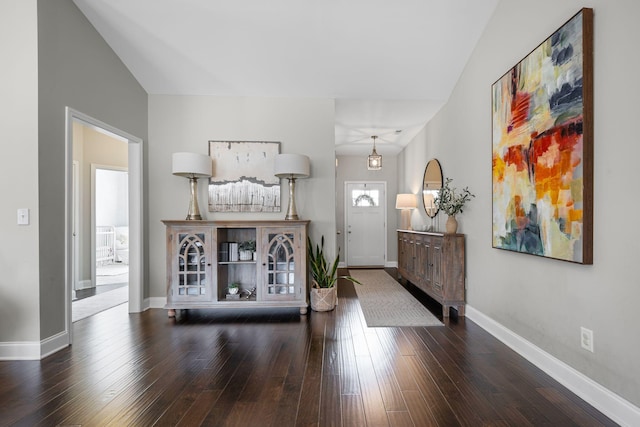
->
xmin=238 ymin=240 xmax=256 ymax=261
xmin=434 ymin=178 xmax=475 ymax=233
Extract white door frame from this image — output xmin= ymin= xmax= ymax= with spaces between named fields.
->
xmin=344 ymin=181 xmax=387 ymax=267
xmin=72 ymin=160 xmax=80 ymax=300
xmin=65 ymin=107 xmax=144 ymax=343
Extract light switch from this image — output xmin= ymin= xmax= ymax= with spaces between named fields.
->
xmin=17 ymin=208 xmax=29 ymax=225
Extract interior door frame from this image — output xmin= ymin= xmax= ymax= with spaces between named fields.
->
xmin=72 ymin=160 xmax=79 ymax=301
xmin=344 ymin=181 xmax=387 ymax=267
xmin=65 ymin=107 xmax=144 ymax=343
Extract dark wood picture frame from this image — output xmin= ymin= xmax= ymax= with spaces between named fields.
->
xmin=491 ymin=8 xmax=593 ymax=264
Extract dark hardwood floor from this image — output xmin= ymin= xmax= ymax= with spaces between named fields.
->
xmin=0 ymin=269 xmax=617 ymax=426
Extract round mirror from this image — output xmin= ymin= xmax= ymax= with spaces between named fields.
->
xmin=422 ymin=159 xmax=443 ymax=218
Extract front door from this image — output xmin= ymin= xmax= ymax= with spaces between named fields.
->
xmin=345 ymin=182 xmax=386 ymax=266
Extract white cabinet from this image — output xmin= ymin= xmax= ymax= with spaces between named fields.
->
xmin=163 ymin=220 xmax=309 ymax=317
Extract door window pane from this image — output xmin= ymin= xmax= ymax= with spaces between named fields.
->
xmin=352 ymin=190 xmax=379 ymax=207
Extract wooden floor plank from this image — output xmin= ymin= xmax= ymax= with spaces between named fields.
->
xmin=294 ymin=335 xmax=324 ymax=426
xmin=320 ymin=374 xmax=342 ymax=426
xmin=364 ymin=329 xmax=407 ymax=412
xmin=387 ymin=410 xmax=415 ymax=427
xmin=401 ymin=389 xmax=440 ymax=427
xmin=342 ymin=394 xmax=367 ymax=427
xmin=356 ymin=354 xmax=391 ymax=426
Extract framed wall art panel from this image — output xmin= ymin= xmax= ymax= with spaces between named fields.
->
xmin=208 ymin=141 xmax=281 ymax=212
xmin=491 ymin=8 xmax=593 ymax=264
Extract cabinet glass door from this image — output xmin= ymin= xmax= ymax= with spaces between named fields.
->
xmin=263 ymin=230 xmax=299 ymax=299
xmin=175 ymin=232 xmax=210 ymax=300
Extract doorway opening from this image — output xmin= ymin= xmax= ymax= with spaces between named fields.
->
xmin=65 ymin=108 xmax=143 ymax=340
xmin=73 ymin=161 xmax=129 ymax=321
xmin=94 ymin=167 xmax=129 ymax=293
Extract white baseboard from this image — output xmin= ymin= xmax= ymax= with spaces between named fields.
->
xmin=146 ymin=297 xmax=167 ymax=309
xmin=338 ymin=262 xmax=398 ymax=268
xmin=0 ymin=330 xmax=69 ymax=360
xmin=76 ymin=279 xmax=93 ymax=290
xmin=0 ymin=341 xmax=40 ymax=360
xmin=41 ymin=330 xmax=70 ymax=358
xmin=466 ymin=305 xmax=640 ymax=427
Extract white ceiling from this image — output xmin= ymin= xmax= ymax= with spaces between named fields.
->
xmin=73 ymin=0 xmax=498 ymax=155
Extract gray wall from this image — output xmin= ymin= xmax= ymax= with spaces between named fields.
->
xmin=37 ymin=0 xmax=147 ymax=338
xmin=147 ymin=95 xmax=335 ymax=298
xmin=336 ymin=155 xmax=399 ymax=265
xmin=0 ymin=0 xmax=40 ymax=342
xmin=400 ymin=0 xmax=640 ymax=407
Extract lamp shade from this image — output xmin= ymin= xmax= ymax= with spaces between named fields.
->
xmin=172 ymin=152 xmax=212 ymax=178
xmin=396 ymin=193 xmax=417 ymax=209
xmin=274 ymin=153 xmax=310 ymax=178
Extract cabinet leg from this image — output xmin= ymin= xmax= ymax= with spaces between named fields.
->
xmin=457 ymin=305 xmax=465 ymax=317
xmin=442 ymin=305 xmax=450 ymax=318
xmin=299 ymin=306 xmax=308 ymax=315
xmin=168 ymin=309 xmax=176 ymax=318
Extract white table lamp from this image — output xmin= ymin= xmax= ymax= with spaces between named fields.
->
xmin=274 ymin=153 xmax=310 ymax=220
xmin=396 ymin=193 xmax=417 ymax=230
xmin=172 ymin=152 xmax=212 ymax=220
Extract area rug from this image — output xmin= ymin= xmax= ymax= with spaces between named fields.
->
xmin=97 ymin=264 xmax=129 ymax=276
xmin=348 ymin=269 xmax=443 ymax=327
xmin=72 ymin=286 xmax=128 ymax=322
xmin=97 ymin=264 xmax=129 ymax=286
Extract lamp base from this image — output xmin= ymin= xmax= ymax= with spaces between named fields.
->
xmin=185 ymin=176 xmax=203 ymax=221
xmin=401 ymin=209 xmax=412 ymax=230
xmin=284 ymin=177 xmax=300 ymax=220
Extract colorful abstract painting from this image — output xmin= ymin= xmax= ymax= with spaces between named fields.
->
xmin=491 ymin=9 xmax=593 ymax=264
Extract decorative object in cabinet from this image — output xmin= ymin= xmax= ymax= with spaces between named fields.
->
xmin=397 ymin=230 xmax=465 ymax=317
xmin=163 ymin=220 xmax=309 ymax=318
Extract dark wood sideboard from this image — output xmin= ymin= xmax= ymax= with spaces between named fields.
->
xmin=397 ymin=230 xmax=465 ymax=317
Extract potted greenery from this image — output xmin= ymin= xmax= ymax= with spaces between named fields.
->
xmin=238 ymin=240 xmax=256 ymax=261
xmin=434 ymin=177 xmax=475 ymax=233
xmin=228 ymin=282 xmax=240 ymax=295
xmin=307 ymin=235 xmax=361 ymax=311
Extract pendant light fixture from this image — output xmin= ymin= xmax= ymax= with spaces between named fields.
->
xmin=367 ymin=135 xmax=382 ymax=170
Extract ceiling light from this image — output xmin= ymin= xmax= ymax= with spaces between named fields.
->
xmin=367 ymin=136 xmax=382 ymax=170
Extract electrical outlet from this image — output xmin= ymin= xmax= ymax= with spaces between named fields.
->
xmin=581 ymin=327 xmax=594 ymax=353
